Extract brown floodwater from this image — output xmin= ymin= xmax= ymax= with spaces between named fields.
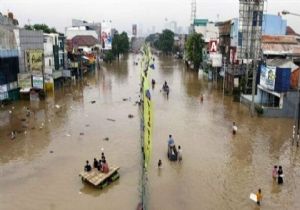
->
xmin=0 ymin=54 xmax=299 ymax=210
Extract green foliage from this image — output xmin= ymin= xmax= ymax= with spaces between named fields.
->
xmin=112 ymin=31 xmax=130 ymax=60
xmin=24 ymin=24 xmax=33 ymax=30
xmin=24 ymin=24 xmax=57 ymax=33
xmin=185 ymin=33 xmax=204 ymax=70
xmin=158 ymin=29 xmax=174 ymax=54
xmin=104 ymin=51 xmax=114 ymax=63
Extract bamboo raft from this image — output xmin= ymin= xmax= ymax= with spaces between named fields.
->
xmin=79 ymin=166 xmax=120 ymax=189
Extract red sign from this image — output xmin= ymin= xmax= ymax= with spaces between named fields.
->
xmin=209 ymin=40 xmax=218 ymax=52
xmin=230 ymin=47 xmax=238 ymax=64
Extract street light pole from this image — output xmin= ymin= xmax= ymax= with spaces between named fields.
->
xmin=282 ymin=10 xmax=300 ymax=146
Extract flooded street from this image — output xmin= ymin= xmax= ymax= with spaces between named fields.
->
xmin=1 ymin=54 xmax=300 ymax=210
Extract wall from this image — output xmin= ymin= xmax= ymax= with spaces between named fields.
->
xmin=14 ymin=29 xmax=44 ymax=73
xmin=262 ymin=14 xmax=287 ymax=36
xmin=0 ymin=25 xmax=17 ymax=49
xmin=262 ymin=91 xmax=297 ymax=118
xmin=195 ymin=22 xmax=219 ymax=43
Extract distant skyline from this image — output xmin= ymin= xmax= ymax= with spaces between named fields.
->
xmin=1 ymin=0 xmax=300 ymax=35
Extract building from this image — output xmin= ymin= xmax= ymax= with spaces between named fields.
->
xmin=193 ymin=19 xmax=219 ymax=43
xmin=67 ymin=35 xmax=99 ymax=53
xmin=241 ymin=59 xmax=298 ymax=118
xmin=0 ymin=12 xmax=20 ymax=101
xmin=262 ymin=14 xmax=287 ymax=36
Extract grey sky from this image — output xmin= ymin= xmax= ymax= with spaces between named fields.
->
xmin=1 ymin=0 xmax=300 ymax=34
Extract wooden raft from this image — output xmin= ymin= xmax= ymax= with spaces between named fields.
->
xmin=79 ymin=166 xmax=120 ymax=186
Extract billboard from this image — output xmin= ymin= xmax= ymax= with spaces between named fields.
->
xmin=101 ymin=22 xmax=112 ymax=50
xmin=230 ymin=47 xmax=238 ymax=64
xmin=18 ymin=73 xmax=32 ymax=89
xmin=209 ymin=40 xmax=218 ymax=53
xmin=32 ymin=75 xmax=44 ymax=89
xmin=132 ymin=24 xmax=137 ymax=36
xmin=211 ymin=53 xmax=222 ymax=67
xmin=26 ymin=49 xmax=43 ymax=72
xmin=260 ymin=65 xmax=276 ymax=90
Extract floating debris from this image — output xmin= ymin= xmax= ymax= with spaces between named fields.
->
xmin=122 ymin=98 xmax=128 ymax=101
xmin=80 ymin=132 xmax=84 ymax=136
xmin=55 ymin=104 xmax=60 ymax=109
xmin=107 ymin=118 xmax=116 ymax=122
xmin=49 ymin=150 xmax=54 ymax=153
xmin=104 ymin=137 xmax=109 ymax=141
xmin=20 ymin=118 xmax=26 ymax=122
xmin=85 ymin=124 xmax=90 ymax=127
xmin=65 ymin=133 xmax=71 ymax=137
xmin=8 ymin=110 xmax=12 ymax=114
xmin=90 ymin=100 xmax=96 ymax=104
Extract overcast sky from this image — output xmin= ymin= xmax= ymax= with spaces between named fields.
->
xmin=1 ymin=0 xmax=300 ymax=34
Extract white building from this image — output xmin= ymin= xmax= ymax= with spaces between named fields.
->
xmin=194 ymin=19 xmax=219 ymax=43
xmin=43 ymin=33 xmax=58 ymax=75
xmin=65 ymin=26 xmax=99 ymax=41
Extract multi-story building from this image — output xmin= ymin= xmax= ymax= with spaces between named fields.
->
xmin=0 ymin=12 xmax=20 ymax=101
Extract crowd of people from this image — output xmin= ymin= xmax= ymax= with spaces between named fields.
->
xmin=84 ymin=152 xmax=109 ymax=174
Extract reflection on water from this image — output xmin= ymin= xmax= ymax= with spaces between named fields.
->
xmin=0 ymin=54 xmax=299 ymax=210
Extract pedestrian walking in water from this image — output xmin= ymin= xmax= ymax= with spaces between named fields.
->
xmin=158 ymin=159 xmax=162 ymax=168
xmin=256 ymin=189 xmax=262 ymax=206
xmin=151 ymin=79 xmax=156 ymax=89
xmin=272 ymin=165 xmax=278 ymax=181
xmin=10 ymin=131 xmax=16 ymax=140
xmin=177 ymin=145 xmax=182 ymax=162
xmin=232 ymin=122 xmax=238 ymax=135
xmin=200 ymin=94 xmax=203 ymax=103
xmin=277 ymin=166 xmax=284 ymax=184
xmin=93 ymin=158 xmax=98 ymax=168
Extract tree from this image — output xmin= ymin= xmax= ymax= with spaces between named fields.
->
xmin=145 ymin=33 xmax=159 ymax=48
xmin=185 ymin=33 xmax=205 ymax=71
xmin=24 ymin=23 xmax=57 ymax=33
xmin=24 ymin=24 xmax=33 ymax=30
xmin=158 ymin=29 xmax=174 ymax=54
xmin=112 ymin=31 xmax=130 ymax=60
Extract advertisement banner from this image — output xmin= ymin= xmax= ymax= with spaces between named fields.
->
xmin=32 ymin=75 xmax=44 ymax=89
xmin=26 ymin=49 xmax=43 ymax=72
xmin=209 ymin=40 xmax=218 ymax=53
xmin=211 ymin=53 xmax=222 ymax=67
xmin=0 ymin=84 xmax=8 ymax=93
xmin=260 ymin=65 xmax=276 ymax=90
xmin=18 ymin=73 xmax=32 ymax=89
xmin=230 ymin=47 xmax=238 ymax=64
xmin=101 ymin=22 xmax=112 ymax=50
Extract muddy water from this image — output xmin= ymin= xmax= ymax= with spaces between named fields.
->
xmin=0 ymin=54 xmax=299 ymax=210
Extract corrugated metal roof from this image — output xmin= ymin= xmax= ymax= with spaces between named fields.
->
xmin=262 ymin=43 xmax=300 ymax=55
xmin=262 ymin=35 xmax=298 ymax=44
xmin=72 ymin=35 xmax=99 ymax=47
